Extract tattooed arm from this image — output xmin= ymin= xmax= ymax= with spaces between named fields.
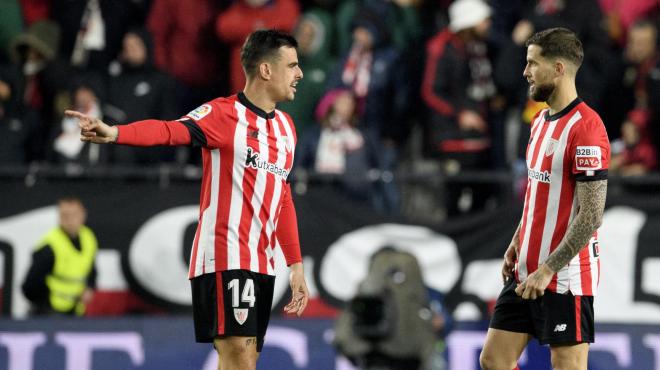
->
xmin=545 ymin=179 xmax=607 ymax=271
xmin=515 ymin=179 xmax=607 ymax=299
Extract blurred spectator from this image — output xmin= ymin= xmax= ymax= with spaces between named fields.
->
xmin=296 ymin=88 xmax=377 ymax=200
xmin=327 ymin=2 xmax=410 ymax=214
xmin=603 ymin=20 xmax=658 ymax=141
xmin=216 ymin=0 xmax=300 ymax=94
xmin=52 ymin=0 xmax=149 ymax=73
xmin=335 ymin=0 xmax=423 ymax=55
xmin=0 ymin=0 xmax=23 ymax=63
xmin=148 ymin=0 xmax=225 ymax=112
xmin=610 ymin=109 xmax=657 ymax=176
xmin=506 ymin=0 xmax=612 ymax=112
xmin=9 ymin=20 xmax=71 ymax=162
xmin=22 ymin=197 xmax=98 ymax=316
xmin=421 ymin=0 xmax=497 ymax=216
xmin=53 ymin=74 xmax=108 ymax=164
xmin=598 ymin=0 xmax=659 ymax=46
xmin=19 ymin=0 xmax=50 ymax=26
xmin=278 ymin=9 xmax=336 ymax=134
xmin=0 ymin=64 xmax=27 ymax=163
xmin=105 ymin=29 xmax=178 ymax=164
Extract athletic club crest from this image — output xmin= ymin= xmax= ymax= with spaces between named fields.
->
xmin=280 ymin=136 xmax=292 ymax=153
xmin=545 ymin=139 xmax=559 ymax=157
xmin=234 ymin=308 xmax=248 ymax=325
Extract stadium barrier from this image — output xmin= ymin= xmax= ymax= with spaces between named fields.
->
xmin=0 ymin=318 xmax=659 ymax=370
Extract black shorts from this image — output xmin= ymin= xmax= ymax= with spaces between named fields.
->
xmin=489 ymin=277 xmax=594 ymax=345
xmin=191 ymin=269 xmax=275 ymax=352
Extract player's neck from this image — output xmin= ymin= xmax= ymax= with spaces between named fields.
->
xmin=242 ymin=83 xmax=276 ymax=114
xmin=547 ymin=81 xmax=578 ymax=116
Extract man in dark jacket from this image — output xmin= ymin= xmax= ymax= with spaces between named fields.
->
xmin=421 ymin=0 xmax=497 ymax=216
xmin=105 ymin=28 xmax=178 ymax=164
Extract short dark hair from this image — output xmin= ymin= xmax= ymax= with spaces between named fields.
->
xmin=630 ymin=19 xmax=657 ymax=34
xmin=58 ymin=196 xmax=84 ymax=207
xmin=240 ymin=30 xmax=298 ymax=77
xmin=525 ymin=28 xmax=584 ymax=68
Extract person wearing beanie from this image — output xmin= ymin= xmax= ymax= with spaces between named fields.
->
xmin=610 ymin=109 xmax=657 ymax=176
xmin=327 ymin=1 xmax=411 ymax=215
xmin=420 ymin=0 xmax=498 ymax=216
xmin=9 ymin=20 xmax=71 ymax=163
xmin=295 ymin=88 xmax=378 ymax=201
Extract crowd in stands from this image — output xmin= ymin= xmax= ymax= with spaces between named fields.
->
xmin=0 ymin=0 xmax=658 ymax=215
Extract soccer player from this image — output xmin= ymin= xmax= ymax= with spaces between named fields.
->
xmin=65 ymin=30 xmax=309 ymax=370
xmin=480 ymin=28 xmax=610 ymax=370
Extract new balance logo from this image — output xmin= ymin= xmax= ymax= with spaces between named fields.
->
xmin=553 ymin=324 xmax=567 ymax=332
xmin=244 ymin=147 xmax=289 ymax=180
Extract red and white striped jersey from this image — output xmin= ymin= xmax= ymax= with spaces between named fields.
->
xmin=184 ymin=94 xmax=298 ymax=278
xmin=117 ymin=93 xmax=302 ymax=278
xmin=516 ymin=98 xmax=610 ymax=296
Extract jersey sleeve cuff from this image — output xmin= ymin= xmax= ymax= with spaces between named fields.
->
xmin=575 ymin=169 xmax=608 ymax=182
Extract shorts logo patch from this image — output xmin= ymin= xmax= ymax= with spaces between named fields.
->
xmin=187 ymin=104 xmax=212 ymax=121
xmin=234 ymin=308 xmax=248 ymax=325
xmin=553 ymin=324 xmax=567 ymax=332
xmin=575 ymin=146 xmax=602 ymax=171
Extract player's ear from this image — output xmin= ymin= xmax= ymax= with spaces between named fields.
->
xmin=259 ymin=62 xmax=272 ymax=81
xmin=555 ymin=60 xmax=565 ymax=76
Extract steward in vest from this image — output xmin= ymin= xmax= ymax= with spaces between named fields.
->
xmin=22 ymin=197 xmax=97 ymax=316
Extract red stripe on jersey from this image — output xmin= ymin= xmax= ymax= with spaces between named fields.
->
xmin=547 ymin=147 xmax=576 ymax=292
xmin=216 ymin=273 xmax=225 ymax=335
xmin=269 ymin=116 xmax=292 ymax=256
xmin=575 ymin=296 xmax=582 ymax=341
xmin=214 ymin=102 xmax=239 ymax=273
xmin=189 ymin=150 xmax=211 ymax=278
xmin=517 ymin=178 xmax=532 ymax=281
xmin=596 ymin=233 xmax=601 ymax=285
xmin=238 ymin=110 xmax=261 ymax=270
xmin=524 ymin=122 xmax=553 ymax=274
xmin=280 ymin=119 xmax=294 ymax=171
xmin=539 ymin=117 xmax=572 ymax=291
xmin=255 ymin=117 xmax=280 ymax=273
xmin=518 ymin=114 xmax=546 ymax=281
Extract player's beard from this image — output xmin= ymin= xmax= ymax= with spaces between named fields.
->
xmin=529 ymin=81 xmax=555 ymax=102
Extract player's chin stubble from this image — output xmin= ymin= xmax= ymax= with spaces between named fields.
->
xmin=530 ymin=82 xmax=555 ymax=102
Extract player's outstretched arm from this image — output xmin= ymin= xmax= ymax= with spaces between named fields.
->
xmin=65 ymin=110 xmax=118 ymax=144
xmin=283 ymin=262 xmax=309 ymax=317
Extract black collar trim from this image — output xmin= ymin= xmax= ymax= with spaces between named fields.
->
xmin=238 ymin=92 xmax=275 ymax=119
xmin=545 ymin=97 xmax=582 ymax=121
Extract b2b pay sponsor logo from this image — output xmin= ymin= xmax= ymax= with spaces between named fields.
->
xmin=575 ymin=146 xmax=602 ymax=171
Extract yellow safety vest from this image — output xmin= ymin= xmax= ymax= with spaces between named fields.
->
xmin=40 ymin=226 xmax=97 ymax=315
